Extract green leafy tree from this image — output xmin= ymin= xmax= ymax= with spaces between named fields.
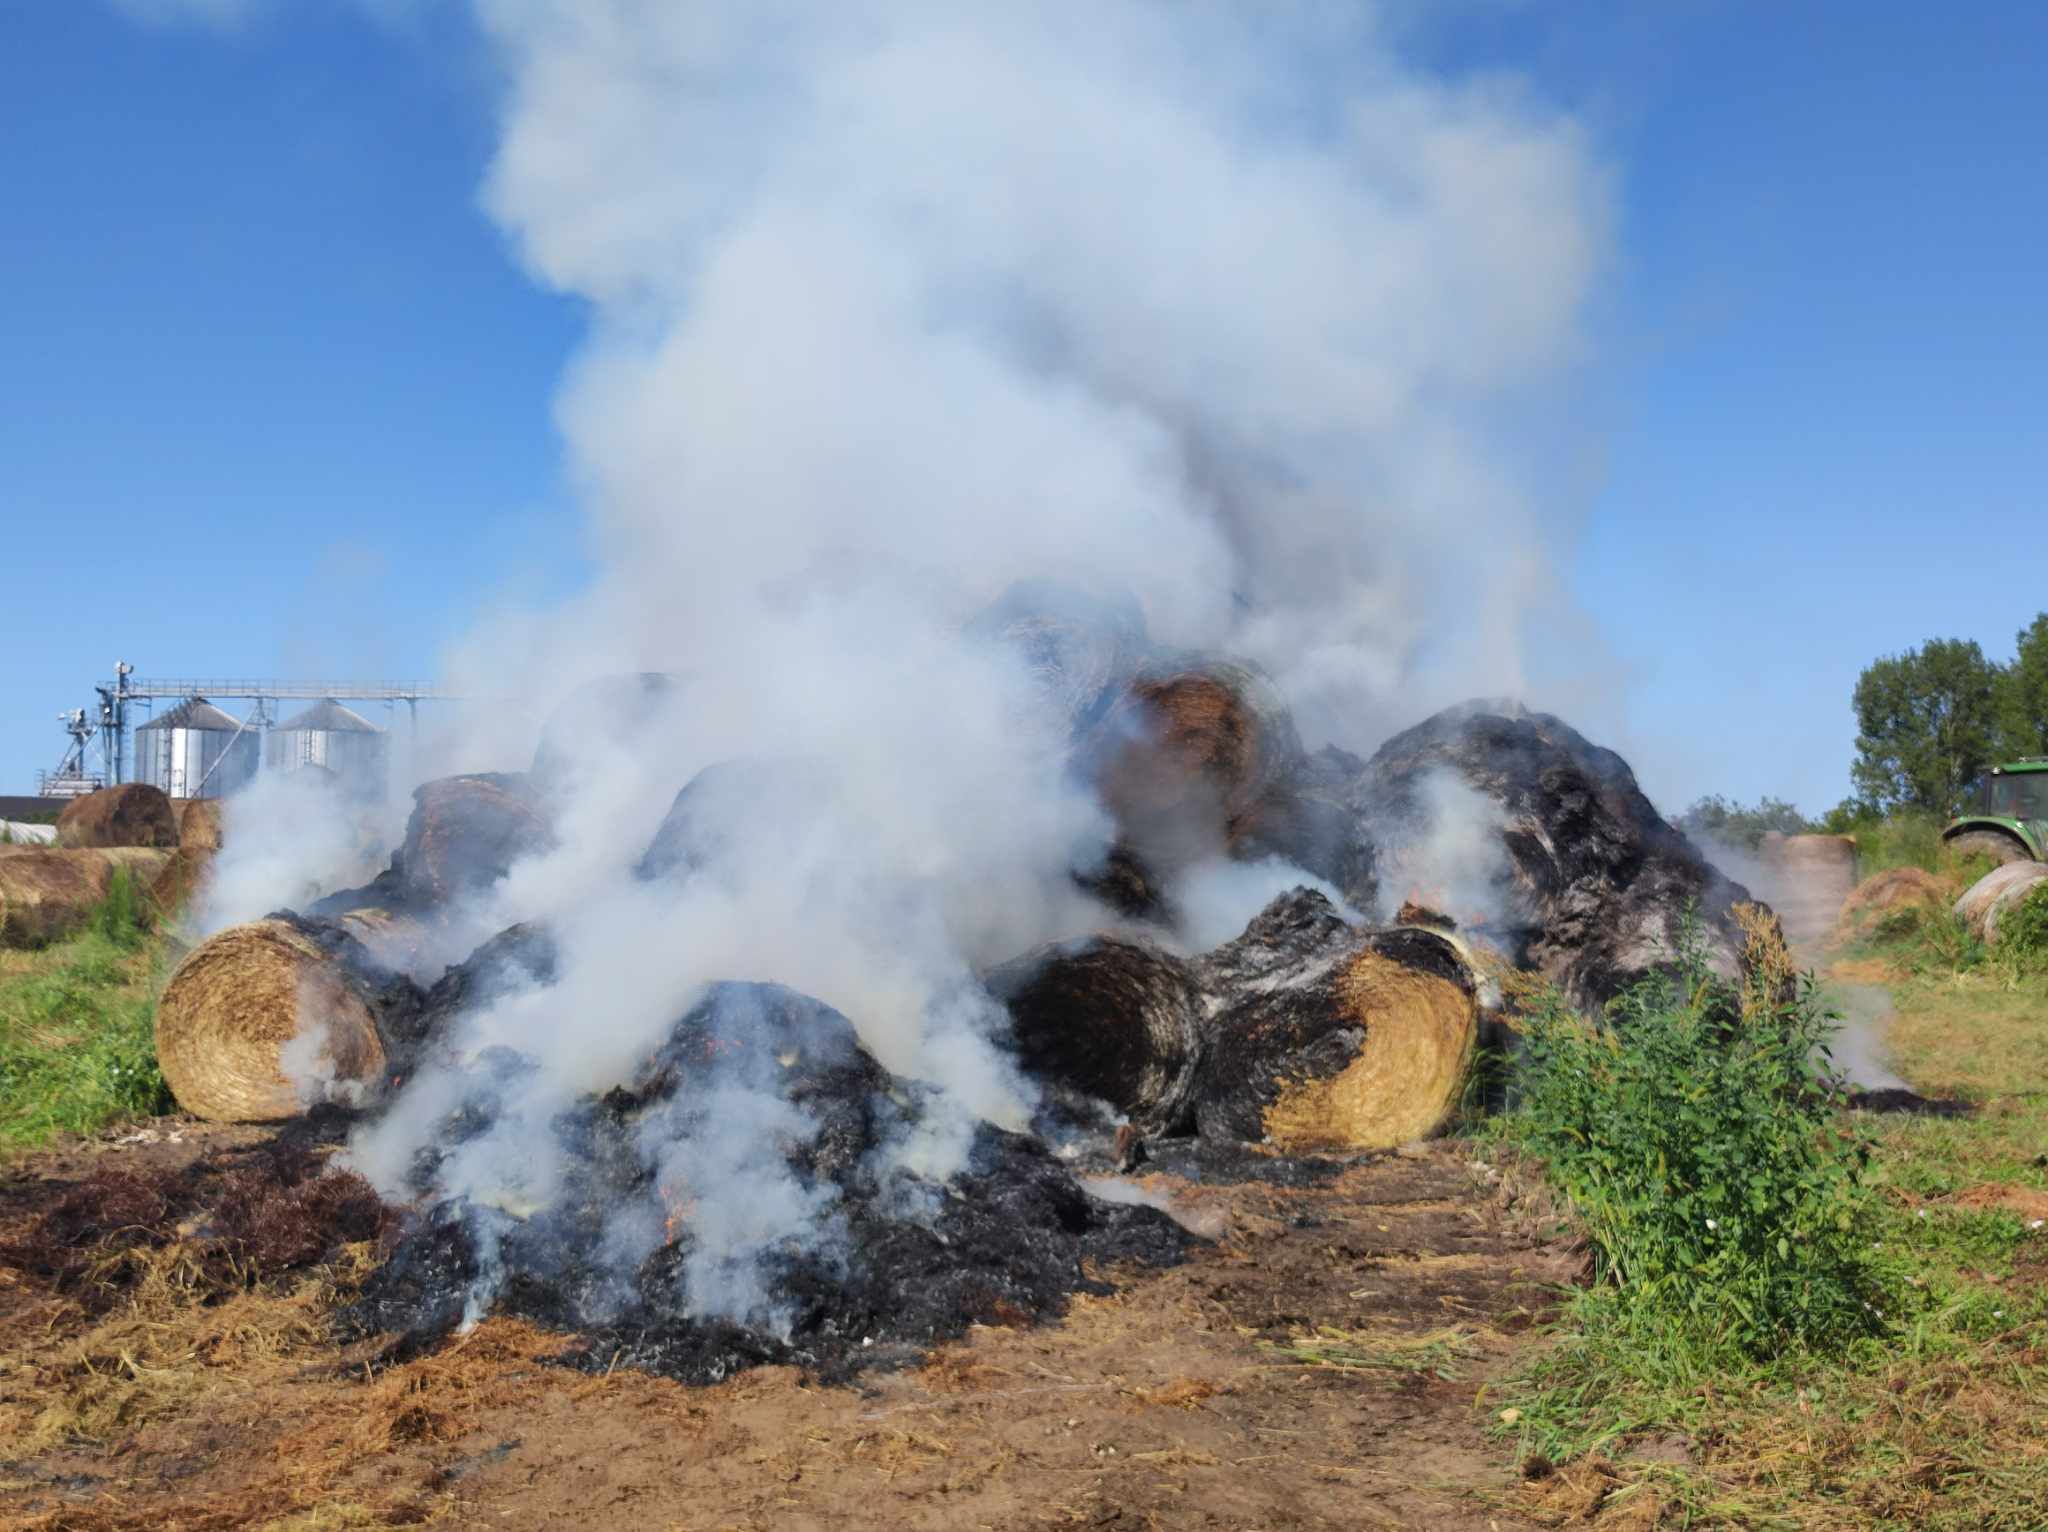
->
xmin=1678 ymin=794 xmax=1813 ymax=849
xmin=1849 ymin=638 xmax=2000 ymax=815
xmin=1994 ymin=613 xmax=2048 ymax=759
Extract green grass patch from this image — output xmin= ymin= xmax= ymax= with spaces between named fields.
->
xmin=0 ymin=874 xmax=175 ymax=1147
xmin=1489 ymin=914 xmax=2048 ymax=1527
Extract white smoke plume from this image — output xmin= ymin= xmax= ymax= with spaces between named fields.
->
xmin=1368 ymin=767 xmax=1520 ymax=935
xmin=195 ymin=768 xmax=394 ymax=937
xmin=322 ymin=1 xmax=1608 ymax=1325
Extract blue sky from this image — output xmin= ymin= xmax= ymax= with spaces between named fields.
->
xmin=2 ymin=0 xmax=2042 ymax=815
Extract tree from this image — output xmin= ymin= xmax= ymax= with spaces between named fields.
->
xmin=1678 ymin=794 xmax=1813 ymax=849
xmin=1994 ymin=613 xmax=2048 ymax=759
xmin=1849 ymin=638 xmax=2000 ymax=815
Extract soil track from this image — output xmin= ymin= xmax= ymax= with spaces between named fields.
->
xmin=1 ymin=1125 xmax=1575 ymax=1530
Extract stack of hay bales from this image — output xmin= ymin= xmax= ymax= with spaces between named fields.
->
xmin=992 ymin=889 xmax=1479 ymax=1151
xmin=0 ymin=784 xmax=208 ymax=947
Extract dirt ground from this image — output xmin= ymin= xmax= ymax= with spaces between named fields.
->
xmin=0 ymin=1124 xmax=1580 ymax=1531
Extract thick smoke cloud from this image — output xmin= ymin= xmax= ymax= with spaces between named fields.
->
xmin=333 ymin=0 xmax=1610 ymax=1324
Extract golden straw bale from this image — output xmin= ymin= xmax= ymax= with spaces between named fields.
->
xmin=0 ymin=847 xmax=173 ymax=947
xmin=171 ymin=797 xmax=225 ymax=850
xmin=55 ymin=783 xmax=180 ymax=849
xmin=154 ymin=919 xmax=386 ymax=1123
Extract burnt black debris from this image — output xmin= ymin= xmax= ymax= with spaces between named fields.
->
xmin=347 ymin=980 xmax=1192 ymax=1385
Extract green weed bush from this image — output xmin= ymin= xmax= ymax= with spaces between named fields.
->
xmin=1509 ymin=933 xmax=1888 ymax=1357
xmin=1998 ymin=883 xmax=2048 ymax=974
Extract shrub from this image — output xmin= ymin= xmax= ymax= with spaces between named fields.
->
xmin=1999 ymin=883 xmax=2048 ymax=975
xmin=89 ymin=866 xmax=150 ymax=950
xmin=1508 ymin=921 xmax=1887 ymax=1357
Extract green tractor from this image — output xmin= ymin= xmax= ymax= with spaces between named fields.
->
xmin=1944 ymin=759 xmax=2048 ymax=864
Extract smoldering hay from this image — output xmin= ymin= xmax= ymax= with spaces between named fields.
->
xmin=129 ymin=0 xmax=1756 ymax=1385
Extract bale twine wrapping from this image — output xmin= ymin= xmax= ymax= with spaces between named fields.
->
xmin=0 ymin=848 xmax=174 ymax=947
xmin=155 ymin=918 xmax=386 ymax=1122
xmin=1954 ymin=861 xmax=2048 ymax=944
xmin=1757 ymin=833 xmax=1858 ymax=952
xmin=172 ymin=797 xmax=224 ymax=850
xmin=56 ymin=784 xmax=179 ymax=850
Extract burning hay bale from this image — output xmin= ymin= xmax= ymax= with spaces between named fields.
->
xmin=172 ymin=797 xmax=224 ymax=850
xmin=1191 ymin=890 xmax=1478 ymax=1151
xmin=348 ymin=979 xmax=1190 ymax=1383
xmin=55 ymin=783 xmax=180 ymax=850
xmin=987 ymin=888 xmax=1479 ymax=1150
xmin=986 ymin=935 xmax=1204 ymax=1134
xmin=153 ymin=916 xmax=550 ymax=1123
xmin=1082 ymin=659 xmax=1305 ymax=870
xmin=153 ymin=917 xmax=418 ymax=1122
xmin=1345 ymin=701 xmax=1754 ymax=1011
xmin=1954 ymin=860 xmax=2048 ymax=944
xmin=967 ymin=578 xmax=1151 ymax=739
xmin=396 ymin=773 xmax=553 ymax=906
xmin=0 ymin=847 xmax=174 ymax=947
xmin=636 ymin=757 xmax=830 ymax=883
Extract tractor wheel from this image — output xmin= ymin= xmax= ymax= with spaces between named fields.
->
xmin=1946 ymin=830 xmax=2036 ymax=867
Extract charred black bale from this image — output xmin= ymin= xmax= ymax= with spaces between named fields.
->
xmin=348 ymin=980 xmax=1193 ymax=1386
xmin=1346 ymin=701 xmax=1754 ymax=1011
xmin=377 ymin=922 xmax=559 ymax=1081
xmin=1190 ymin=889 xmax=1477 ymax=1152
xmin=986 ymin=934 xmax=1204 ymax=1135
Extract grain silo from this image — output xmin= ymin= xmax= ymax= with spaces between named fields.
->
xmin=266 ymin=698 xmax=389 ymax=799
xmin=132 ymin=697 xmax=259 ymax=800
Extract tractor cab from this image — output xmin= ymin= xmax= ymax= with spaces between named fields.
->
xmin=1944 ymin=760 xmax=2048 ymax=864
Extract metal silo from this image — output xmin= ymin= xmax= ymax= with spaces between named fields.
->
xmin=132 ymin=697 xmax=259 ymax=800
xmin=266 ymin=698 xmax=389 ymax=799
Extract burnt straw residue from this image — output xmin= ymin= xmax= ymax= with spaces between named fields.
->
xmin=1 ymin=1130 xmax=389 ymax=1322
xmin=344 ymin=981 xmax=1193 ymax=1385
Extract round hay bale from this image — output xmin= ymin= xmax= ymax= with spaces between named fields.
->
xmin=1954 ymin=861 xmax=2048 ymax=944
xmin=399 ymin=774 xmax=553 ymax=906
xmin=171 ymin=797 xmax=224 ymax=851
xmin=0 ymin=848 xmax=174 ymax=947
xmin=56 ymin=784 xmax=179 ymax=850
xmin=146 ymin=847 xmax=214 ymax=919
xmin=987 ymin=935 xmax=1203 ymax=1134
xmin=1757 ymin=833 xmax=1858 ymax=951
xmin=155 ymin=919 xmax=388 ymax=1122
xmin=1193 ymin=891 xmax=1478 ymax=1152
xmin=1836 ymin=866 xmax=1950 ymax=939
xmin=966 ymin=579 xmax=1150 ymax=738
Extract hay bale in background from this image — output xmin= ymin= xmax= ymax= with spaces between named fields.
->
xmin=56 ymin=784 xmax=179 ymax=850
xmin=987 ymin=935 xmax=1204 ymax=1134
xmin=154 ymin=917 xmax=416 ymax=1122
xmin=1836 ymin=866 xmax=1950 ymax=942
xmin=0 ymin=848 xmax=174 ymax=947
xmin=171 ymin=797 xmax=224 ymax=850
xmin=397 ymin=773 xmax=553 ymax=906
xmin=1954 ymin=861 xmax=2048 ymax=944
xmin=1757 ymin=833 xmax=1859 ymax=953
xmin=147 ymin=847 xmax=214 ymax=920
xmin=1191 ymin=890 xmax=1477 ymax=1151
